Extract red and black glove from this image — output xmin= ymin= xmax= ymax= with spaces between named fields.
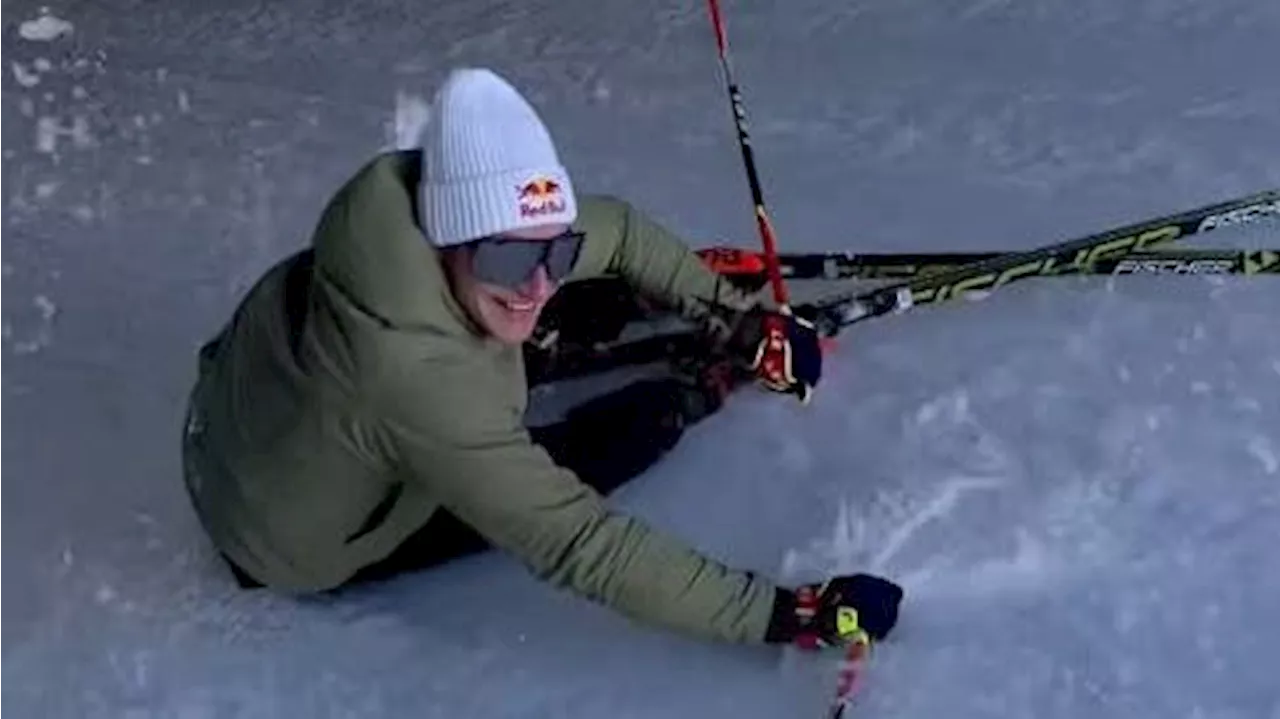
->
xmin=730 ymin=307 xmax=824 ymax=403
xmin=765 ymin=573 xmax=904 ymax=650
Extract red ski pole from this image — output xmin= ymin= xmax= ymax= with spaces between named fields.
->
xmin=705 ymin=0 xmax=840 ymax=400
xmin=704 ymin=0 xmax=791 ymax=310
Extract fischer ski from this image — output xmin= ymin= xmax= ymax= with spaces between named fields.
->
xmin=700 ymin=246 xmax=1280 ymax=285
xmin=527 ymin=189 xmax=1279 ymax=384
xmin=805 ymin=189 xmax=1280 ymax=336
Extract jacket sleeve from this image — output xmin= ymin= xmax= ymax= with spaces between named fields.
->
xmin=570 ymin=195 xmax=775 ymax=326
xmin=376 ymin=352 xmax=778 ymax=644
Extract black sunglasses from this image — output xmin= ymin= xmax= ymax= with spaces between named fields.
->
xmin=465 ymin=230 xmax=585 ymax=288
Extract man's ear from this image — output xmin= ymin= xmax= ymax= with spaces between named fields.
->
xmin=440 ymin=244 xmax=471 ymax=272
xmin=438 ymin=245 xmax=471 ymax=293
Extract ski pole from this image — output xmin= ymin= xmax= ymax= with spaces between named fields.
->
xmin=704 ymin=0 xmax=791 ymax=310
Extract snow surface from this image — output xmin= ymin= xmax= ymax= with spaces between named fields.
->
xmin=4 ymin=0 xmax=1280 ymax=717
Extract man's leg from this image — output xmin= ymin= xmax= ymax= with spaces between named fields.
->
xmin=524 ymin=277 xmax=662 ymax=388
xmin=529 ymin=374 xmax=722 ymax=494
xmin=340 ymin=370 xmax=729 ymax=586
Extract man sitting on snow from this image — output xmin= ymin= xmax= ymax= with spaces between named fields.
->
xmin=180 ymin=67 xmax=903 ymax=650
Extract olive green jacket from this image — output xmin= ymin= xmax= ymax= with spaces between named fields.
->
xmin=182 ymin=150 xmax=778 ymax=643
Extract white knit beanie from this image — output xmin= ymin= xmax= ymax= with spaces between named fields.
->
xmin=420 ymin=68 xmax=578 ymax=247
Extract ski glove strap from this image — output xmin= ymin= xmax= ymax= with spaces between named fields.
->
xmin=748 ymin=309 xmax=822 ymax=403
xmin=765 ymin=573 xmax=904 ymax=651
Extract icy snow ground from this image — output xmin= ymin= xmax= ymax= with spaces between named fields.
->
xmin=4 ymin=0 xmax=1280 ymax=717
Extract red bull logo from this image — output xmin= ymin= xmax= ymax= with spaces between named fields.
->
xmin=516 ymin=176 xmax=567 ymax=218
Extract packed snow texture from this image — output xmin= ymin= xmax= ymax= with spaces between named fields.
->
xmin=4 ymin=0 xmax=1279 ymax=717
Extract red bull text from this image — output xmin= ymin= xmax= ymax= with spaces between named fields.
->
xmin=516 ymin=177 xmax=567 ymax=218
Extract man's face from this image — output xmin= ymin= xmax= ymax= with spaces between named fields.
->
xmin=443 ymin=224 xmax=568 ymax=345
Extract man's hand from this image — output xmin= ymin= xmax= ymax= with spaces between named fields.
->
xmin=765 ymin=573 xmax=905 ymax=651
xmin=738 ymin=308 xmax=823 ymax=403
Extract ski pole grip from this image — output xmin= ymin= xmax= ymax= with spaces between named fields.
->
xmin=750 ymin=312 xmax=818 ymax=404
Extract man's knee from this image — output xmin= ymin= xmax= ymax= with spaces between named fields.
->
xmin=532 ymin=377 xmax=711 ymax=493
xmin=537 ymin=278 xmax=651 ymax=347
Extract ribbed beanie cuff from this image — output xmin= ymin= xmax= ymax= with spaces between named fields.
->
xmin=421 ymin=165 xmax=577 ymax=247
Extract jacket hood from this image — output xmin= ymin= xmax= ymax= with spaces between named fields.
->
xmin=311 ymin=150 xmax=478 ymax=336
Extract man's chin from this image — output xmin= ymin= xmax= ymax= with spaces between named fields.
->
xmin=489 ymin=324 xmax=536 ymax=345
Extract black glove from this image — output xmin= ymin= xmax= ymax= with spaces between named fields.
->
xmin=765 ymin=573 xmax=904 ymax=651
xmin=731 ymin=307 xmax=823 ymax=403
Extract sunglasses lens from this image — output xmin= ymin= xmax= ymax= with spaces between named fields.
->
xmin=545 ymin=232 xmax=584 ymax=281
xmin=468 ymin=232 xmax=584 ymax=287
xmin=470 ymin=240 xmax=544 ymax=287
